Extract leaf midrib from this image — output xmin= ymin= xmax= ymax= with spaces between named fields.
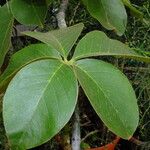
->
xmin=49 ymin=33 xmax=65 ymax=56
xmin=74 ymin=52 xmax=148 ymax=61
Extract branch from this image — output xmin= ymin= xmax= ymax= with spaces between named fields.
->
xmin=56 ymin=0 xmax=68 ymax=28
xmin=81 ymin=130 xmax=99 ymax=142
xmin=129 ymin=137 xmax=150 ymax=149
xmin=71 ymin=104 xmax=81 ymax=150
xmin=56 ymin=1 xmax=81 ymax=149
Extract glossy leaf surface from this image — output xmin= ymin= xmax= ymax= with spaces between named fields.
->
xmin=82 ymin=0 xmax=127 ymax=35
xmin=74 ymin=59 xmax=139 ymax=139
xmin=10 ymin=0 xmax=48 ymax=26
xmin=73 ymin=31 xmax=150 ymax=62
xmin=3 ymin=59 xmax=78 ymax=149
xmin=23 ymin=23 xmax=84 ymax=57
xmin=0 ymin=4 xmax=14 ymax=68
xmin=0 ymin=44 xmax=60 ymax=93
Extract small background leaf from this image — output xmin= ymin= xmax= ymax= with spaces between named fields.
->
xmin=74 ymin=59 xmax=139 ymax=139
xmin=10 ymin=0 xmax=48 ymax=26
xmin=82 ymin=0 xmax=127 ymax=35
xmin=0 ymin=4 xmax=14 ymax=68
xmin=3 ymin=59 xmax=78 ymax=149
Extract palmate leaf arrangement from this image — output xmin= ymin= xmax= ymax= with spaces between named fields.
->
xmin=0 ymin=0 xmax=150 ymax=149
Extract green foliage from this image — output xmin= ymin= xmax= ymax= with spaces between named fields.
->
xmin=82 ymin=0 xmax=127 ymax=35
xmin=4 ymin=59 xmax=78 ymax=149
xmin=74 ymin=59 xmax=139 ymax=139
xmin=23 ymin=23 xmax=84 ymax=58
xmin=0 ymin=4 xmax=14 ymax=68
xmin=10 ymin=0 xmax=49 ymax=26
xmin=24 ymin=23 xmax=83 ymax=57
xmin=73 ymin=31 xmax=150 ymax=62
xmin=0 ymin=1 xmax=149 ymax=149
xmin=1 ymin=23 xmax=148 ymax=149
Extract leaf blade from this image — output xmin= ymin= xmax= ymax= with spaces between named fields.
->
xmin=73 ymin=31 xmax=150 ymax=62
xmin=0 ymin=4 xmax=14 ymax=68
xmin=3 ymin=59 xmax=78 ymax=149
xmin=74 ymin=59 xmax=139 ymax=139
xmin=23 ymin=23 xmax=84 ymax=57
xmin=82 ymin=0 xmax=127 ymax=35
xmin=10 ymin=0 xmax=48 ymax=26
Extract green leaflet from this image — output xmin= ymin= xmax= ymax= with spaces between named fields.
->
xmin=82 ymin=0 xmax=127 ymax=35
xmin=73 ymin=31 xmax=150 ymax=62
xmin=10 ymin=0 xmax=49 ymax=26
xmin=74 ymin=59 xmax=139 ymax=139
xmin=3 ymin=59 xmax=78 ymax=149
xmin=0 ymin=4 xmax=14 ymax=68
xmin=0 ymin=44 xmax=60 ymax=94
xmin=23 ymin=23 xmax=84 ymax=57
